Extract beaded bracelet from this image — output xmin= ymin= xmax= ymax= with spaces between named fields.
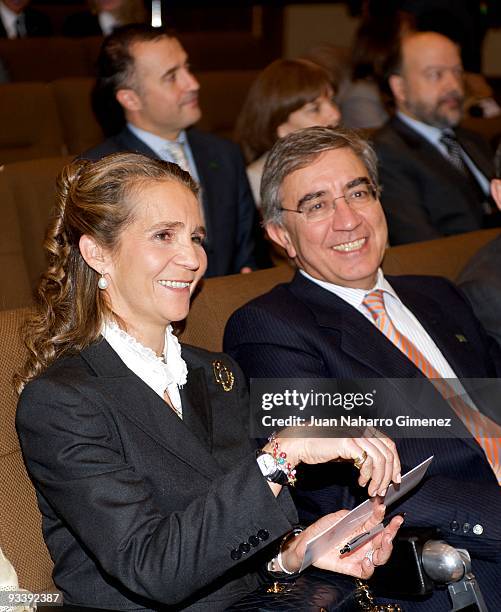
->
xmin=269 ymin=432 xmax=297 ymax=486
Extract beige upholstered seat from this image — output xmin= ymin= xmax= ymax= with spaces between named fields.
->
xmin=0 ymin=156 xmax=72 ymax=289
xmin=0 ymin=308 xmax=54 ymax=592
xmin=196 ymin=69 xmax=260 ymax=140
xmin=52 ymin=78 xmax=103 ymax=155
xmin=0 ymin=83 xmax=65 ymax=164
xmin=0 ymin=173 xmax=32 ymax=310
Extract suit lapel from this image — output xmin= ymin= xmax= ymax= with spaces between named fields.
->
xmin=180 ymin=365 xmax=213 ymax=452
xmin=117 ymin=128 xmax=159 ymax=158
xmin=290 ymin=273 xmax=422 ymax=379
xmin=391 ymin=117 xmax=483 ymax=211
xmin=81 ymin=340 xmax=221 ymax=480
xmin=290 ymin=274 xmax=486 ymax=454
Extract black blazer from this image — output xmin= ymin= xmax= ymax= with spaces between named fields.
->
xmin=62 ymin=11 xmax=103 ymax=37
xmin=372 ymin=116 xmax=496 ymax=245
xmin=458 ymin=234 xmax=501 ymax=349
xmin=0 ymin=7 xmax=52 ymax=38
xmin=224 ymin=272 xmax=501 ymax=611
xmin=16 ymin=341 xmax=297 ymax=610
xmin=82 ymin=127 xmax=258 ymax=277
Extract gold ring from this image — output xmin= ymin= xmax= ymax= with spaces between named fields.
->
xmin=353 ymin=450 xmax=368 ymax=470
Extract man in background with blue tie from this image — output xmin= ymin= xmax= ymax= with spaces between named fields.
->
xmin=83 ymin=24 xmax=259 ymax=277
xmin=373 ymin=30 xmax=499 ymax=245
xmin=0 ymin=0 xmax=51 ymax=38
xmin=224 ymin=126 xmax=501 ymax=611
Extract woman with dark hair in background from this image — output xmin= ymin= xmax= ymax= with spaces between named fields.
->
xmin=235 ymin=59 xmax=341 ymax=206
xmin=15 ymin=152 xmax=402 ymax=610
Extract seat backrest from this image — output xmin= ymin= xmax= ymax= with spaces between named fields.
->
xmin=196 ymin=69 xmax=260 ymax=140
xmin=0 ymin=308 xmax=54 ymax=592
xmin=51 ymin=78 xmax=104 ymax=155
xmin=0 ymin=175 xmax=32 ymax=310
xmin=179 ymin=228 xmax=501 ymax=351
xmin=382 ymin=228 xmax=501 ymax=279
xmin=0 ymin=157 xmax=73 ymax=288
xmin=0 ymin=83 xmax=65 ymax=163
xmin=0 ymin=37 xmax=90 ymax=81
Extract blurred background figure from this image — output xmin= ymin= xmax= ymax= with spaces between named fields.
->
xmin=337 ymin=15 xmax=400 ymax=129
xmin=235 ymin=58 xmax=341 ymax=206
xmin=63 ymin=0 xmax=146 ymax=37
xmin=458 ymin=143 xmax=501 ymax=349
xmin=0 ymin=0 xmax=51 ymax=38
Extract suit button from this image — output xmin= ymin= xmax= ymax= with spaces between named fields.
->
xmin=450 ymin=520 xmax=459 ymax=532
xmin=462 ymin=523 xmax=471 ymax=533
xmin=473 ymin=524 xmax=483 ymax=535
xmin=249 ymin=535 xmax=260 ymax=547
xmin=257 ymin=529 xmax=269 ymax=541
xmin=230 ymin=548 xmax=242 ymax=560
xmin=239 ymin=542 xmax=251 ymax=554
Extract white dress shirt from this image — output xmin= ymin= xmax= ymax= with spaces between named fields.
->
xmin=0 ymin=2 xmax=21 ymax=38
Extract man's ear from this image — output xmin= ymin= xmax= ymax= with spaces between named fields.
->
xmin=79 ymin=234 xmax=109 ymax=274
xmin=388 ymin=74 xmax=405 ymax=106
xmin=277 ymin=120 xmax=292 ymax=139
xmin=116 ymin=87 xmax=142 ymax=112
xmin=266 ymin=223 xmax=297 ymax=259
xmin=491 ymin=178 xmax=501 ymax=210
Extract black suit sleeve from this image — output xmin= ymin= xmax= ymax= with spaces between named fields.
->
xmin=16 ymin=377 xmax=295 ymax=606
xmin=231 ymin=145 xmax=258 ymax=272
xmin=376 ymin=142 xmax=443 ymax=245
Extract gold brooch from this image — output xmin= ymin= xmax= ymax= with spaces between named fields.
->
xmin=212 ymin=360 xmax=235 ymax=392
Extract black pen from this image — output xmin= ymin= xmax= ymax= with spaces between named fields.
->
xmin=339 ymin=512 xmax=406 ymax=555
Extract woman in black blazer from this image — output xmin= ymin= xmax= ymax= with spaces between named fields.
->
xmin=15 ymin=153 xmax=402 ymax=610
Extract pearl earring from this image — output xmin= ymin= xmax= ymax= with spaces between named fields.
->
xmin=98 ymin=271 xmax=109 ymax=290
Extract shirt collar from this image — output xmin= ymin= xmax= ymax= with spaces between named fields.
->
xmin=97 ymin=11 xmax=119 ymax=36
xmin=127 ymin=123 xmax=187 ymax=155
xmin=397 ymin=111 xmax=445 ymax=149
xmin=0 ymin=2 xmax=19 ymax=37
xmin=300 ymin=268 xmax=401 ymax=309
xmin=101 ymin=320 xmax=187 ymax=417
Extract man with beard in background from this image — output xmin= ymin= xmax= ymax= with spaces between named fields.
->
xmin=373 ymin=31 xmax=499 ymax=244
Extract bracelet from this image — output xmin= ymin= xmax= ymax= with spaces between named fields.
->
xmin=269 ymin=432 xmax=297 ymax=486
xmin=276 ymin=528 xmax=304 ymax=575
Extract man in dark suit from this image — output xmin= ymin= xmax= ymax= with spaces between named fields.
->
xmin=458 ymin=176 xmax=501 ymax=349
xmin=224 ymin=126 xmax=501 ymax=611
xmin=83 ymin=25 xmax=259 ymax=278
xmin=0 ymin=0 xmax=51 ymax=38
xmin=373 ymin=31 xmax=498 ymax=245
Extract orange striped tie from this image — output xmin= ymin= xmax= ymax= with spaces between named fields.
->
xmin=363 ymin=289 xmax=501 ymax=485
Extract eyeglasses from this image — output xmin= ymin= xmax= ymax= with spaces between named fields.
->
xmin=280 ymin=182 xmax=380 ymax=223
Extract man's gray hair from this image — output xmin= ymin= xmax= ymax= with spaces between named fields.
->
xmin=260 ymin=126 xmax=379 ymax=226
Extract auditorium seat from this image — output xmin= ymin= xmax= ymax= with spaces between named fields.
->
xmin=179 ymin=228 xmax=501 ymax=350
xmin=0 ymin=307 xmax=55 ymax=593
xmin=0 ymin=83 xmax=66 ymax=163
xmin=0 ymin=174 xmax=32 ymax=310
xmin=196 ymin=69 xmax=259 ymax=140
xmin=52 ymin=78 xmax=103 ymax=154
xmin=0 ymin=37 xmax=89 ymax=82
xmin=0 ymin=156 xmax=72 ymax=288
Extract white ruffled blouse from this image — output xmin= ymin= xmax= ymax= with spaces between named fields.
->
xmin=101 ymin=321 xmax=187 ymax=418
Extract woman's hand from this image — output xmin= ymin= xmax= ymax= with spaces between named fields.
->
xmin=281 ymin=500 xmax=404 ymax=578
xmin=263 ymin=430 xmax=401 ymax=497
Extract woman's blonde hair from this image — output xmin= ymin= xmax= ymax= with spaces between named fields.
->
xmin=14 ymin=153 xmax=198 ymax=394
